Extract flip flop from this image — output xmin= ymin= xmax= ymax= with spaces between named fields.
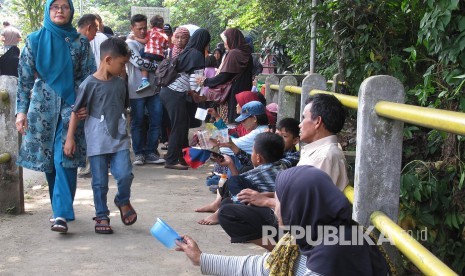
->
xmin=114 ymin=199 xmax=137 ymax=226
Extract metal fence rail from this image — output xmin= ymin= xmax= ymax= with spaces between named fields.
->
xmin=268 ymin=74 xmax=460 ymax=275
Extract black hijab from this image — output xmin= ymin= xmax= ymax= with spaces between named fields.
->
xmin=0 ymin=46 xmax=20 ymax=77
xmin=177 ymin=28 xmax=211 ymax=74
xmin=275 ymin=166 xmax=389 ymax=276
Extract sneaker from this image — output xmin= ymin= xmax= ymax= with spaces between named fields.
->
xmin=145 ymin=153 xmax=165 ymax=164
xmin=136 ymin=79 xmax=150 ymax=93
xmin=133 ymin=154 xmax=145 ymax=166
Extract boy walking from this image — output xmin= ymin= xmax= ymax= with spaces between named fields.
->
xmin=64 ymin=37 xmax=137 ymax=234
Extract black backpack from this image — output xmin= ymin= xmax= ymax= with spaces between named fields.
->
xmin=155 ymin=57 xmax=179 ymax=87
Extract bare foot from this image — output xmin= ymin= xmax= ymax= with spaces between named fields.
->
xmin=198 ymin=211 xmax=219 ymax=225
xmin=195 ymin=198 xmax=221 ymax=213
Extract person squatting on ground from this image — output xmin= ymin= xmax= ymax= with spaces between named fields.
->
xmin=64 ymin=37 xmax=137 ymax=234
xmin=133 ymin=15 xmax=168 ymax=93
xmin=16 ymin=0 xmax=96 ymax=233
xmin=160 ymin=29 xmax=211 ymax=170
xmin=217 ymin=95 xmax=349 ymax=250
xmin=126 ymin=14 xmax=165 ymax=166
xmin=177 ymin=166 xmax=390 ymax=276
xmin=196 ymin=101 xmax=272 ymax=225
xmin=198 ymin=132 xmax=285 ymax=226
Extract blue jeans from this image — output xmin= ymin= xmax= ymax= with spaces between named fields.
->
xmin=130 ymin=94 xmax=162 ymax=156
xmin=89 ymin=149 xmax=134 ymax=219
xmin=45 ymin=117 xmax=77 ymax=221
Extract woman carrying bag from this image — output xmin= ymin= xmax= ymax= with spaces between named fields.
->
xmin=196 ymin=28 xmax=253 ymax=124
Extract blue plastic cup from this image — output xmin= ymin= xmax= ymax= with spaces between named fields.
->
xmin=150 ymin=218 xmax=182 ymax=249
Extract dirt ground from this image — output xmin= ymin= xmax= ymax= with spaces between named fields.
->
xmin=0 ymin=161 xmax=264 ymax=275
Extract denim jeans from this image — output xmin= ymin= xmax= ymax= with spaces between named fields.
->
xmin=130 ymin=94 xmax=162 ymax=156
xmin=89 ymin=149 xmax=134 ymax=219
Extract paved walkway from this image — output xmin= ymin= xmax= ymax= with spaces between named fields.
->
xmin=0 ymin=162 xmax=264 ymax=275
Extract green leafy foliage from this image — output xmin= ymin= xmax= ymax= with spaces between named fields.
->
xmin=400 ymin=160 xmax=465 ymax=274
xmin=9 ymin=0 xmax=45 ymax=33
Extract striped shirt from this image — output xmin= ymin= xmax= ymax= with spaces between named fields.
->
xmin=200 ymin=252 xmax=321 ymax=276
xmin=168 ymin=73 xmax=199 ymax=93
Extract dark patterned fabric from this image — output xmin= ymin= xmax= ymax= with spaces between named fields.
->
xmin=16 ymin=35 xmax=95 ymax=172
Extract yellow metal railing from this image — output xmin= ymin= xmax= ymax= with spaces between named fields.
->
xmin=375 ymin=101 xmax=465 ymax=136
xmin=343 ymin=185 xmax=458 ymax=275
xmin=371 ymin=211 xmax=457 ymax=276
xmin=270 ymin=84 xmax=465 ymax=136
xmin=271 ymin=81 xmax=460 ymax=275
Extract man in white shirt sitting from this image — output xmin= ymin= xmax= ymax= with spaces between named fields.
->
xmin=297 ymin=93 xmax=349 ymax=190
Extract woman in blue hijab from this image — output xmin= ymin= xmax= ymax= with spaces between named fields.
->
xmin=15 ymin=0 xmax=96 ymax=233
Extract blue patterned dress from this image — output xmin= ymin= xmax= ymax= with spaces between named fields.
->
xmin=16 ymin=34 xmax=95 ymax=172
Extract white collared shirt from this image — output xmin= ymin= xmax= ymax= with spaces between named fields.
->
xmin=298 ymin=135 xmax=349 ymax=190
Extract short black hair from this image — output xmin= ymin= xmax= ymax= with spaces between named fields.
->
xmin=131 ymin=14 xmax=147 ymax=26
xmin=277 ymin=118 xmax=300 ymax=138
xmin=305 ymin=94 xmax=346 ymax=134
xmin=3 ymin=21 xmax=10 ymax=26
xmin=150 ymin=15 xmax=164 ymax=28
xmin=100 ymin=37 xmax=130 ymax=60
xmin=254 ymin=132 xmax=284 ymax=163
xmin=77 ymin=14 xmax=97 ymax=29
xmin=205 ymin=55 xmax=216 ymax=67
xmin=256 ymin=113 xmax=269 ymax=126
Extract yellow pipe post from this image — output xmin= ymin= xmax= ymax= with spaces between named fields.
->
xmin=285 ymin=85 xmax=302 ymax=94
xmin=343 ymin=185 xmax=354 ymax=204
xmin=0 ymin=153 xmax=11 ymax=164
xmin=375 ymin=101 xmax=465 ymax=136
xmin=371 ymin=211 xmax=458 ymax=276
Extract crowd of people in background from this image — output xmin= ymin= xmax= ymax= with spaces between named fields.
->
xmin=9 ymin=0 xmax=392 ymax=274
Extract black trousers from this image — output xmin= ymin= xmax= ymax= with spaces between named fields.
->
xmin=218 ymin=200 xmax=278 ymax=243
xmin=159 ymin=88 xmax=189 ymax=165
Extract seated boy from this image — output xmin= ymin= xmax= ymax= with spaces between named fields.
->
xmin=197 ymin=132 xmax=285 ymax=225
xmin=64 ymin=37 xmax=137 ymax=234
xmin=223 ymin=117 xmax=300 ymax=171
xmin=275 ymin=117 xmax=300 ymax=168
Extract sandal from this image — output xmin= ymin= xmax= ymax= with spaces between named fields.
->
xmin=114 ymin=198 xmax=137 ymax=226
xmin=51 ymin=217 xmax=68 ymax=233
xmin=93 ymin=217 xmax=113 ymax=234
